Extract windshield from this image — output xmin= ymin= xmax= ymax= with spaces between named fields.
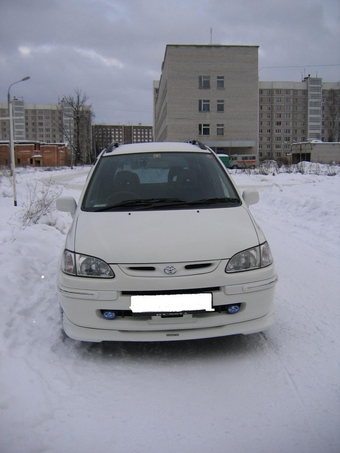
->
xmin=82 ymin=151 xmax=241 ymax=211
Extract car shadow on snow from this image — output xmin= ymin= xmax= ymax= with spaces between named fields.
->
xmin=60 ymin=331 xmax=269 ymax=365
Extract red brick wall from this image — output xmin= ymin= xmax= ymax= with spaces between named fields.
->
xmin=0 ymin=143 xmax=69 ymax=167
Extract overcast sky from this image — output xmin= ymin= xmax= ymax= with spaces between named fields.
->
xmin=1 ymin=0 xmax=339 ymax=125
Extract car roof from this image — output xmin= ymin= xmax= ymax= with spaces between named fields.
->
xmin=103 ymin=141 xmax=212 ymax=156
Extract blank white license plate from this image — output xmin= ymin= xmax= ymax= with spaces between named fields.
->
xmin=130 ymin=293 xmax=213 ymax=313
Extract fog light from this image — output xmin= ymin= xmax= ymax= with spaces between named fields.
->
xmin=102 ymin=310 xmax=116 ymax=320
xmin=227 ymin=304 xmax=240 ymax=314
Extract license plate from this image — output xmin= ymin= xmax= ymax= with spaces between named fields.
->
xmin=130 ymin=293 xmax=213 ymax=313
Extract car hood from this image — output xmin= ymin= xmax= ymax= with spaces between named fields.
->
xmin=70 ymin=207 xmax=260 ymax=263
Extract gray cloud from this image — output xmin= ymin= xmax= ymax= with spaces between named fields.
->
xmin=1 ymin=0 xmax=339 ymax=125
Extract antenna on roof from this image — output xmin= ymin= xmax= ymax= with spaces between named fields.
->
xmin=210 ymin=28 xmax=213 ymax=44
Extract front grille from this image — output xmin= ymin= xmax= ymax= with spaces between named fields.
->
xmin=118 ymin=260 xmax=220 ymax=277
xmin=128 ymin=266 xmax=156 ymax=271
xmin=185 ymin=263 xmax=212 ymax=270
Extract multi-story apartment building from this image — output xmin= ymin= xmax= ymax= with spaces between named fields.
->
xmin=154 ymin=44 xmax=259 ymax=156
xmin=153 ymin=45 xmax=339 ymax=162
xmin=258 ymin=77 xmax=339 ymax=161
xmin=1 ymin=100 xmax=64 ymax=143
xmin=92 ymin=124 xmax=153 ymax=156
xmin=0 ymin=98 xmax=93 ymax=163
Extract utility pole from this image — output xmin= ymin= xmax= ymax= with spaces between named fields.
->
xmin=7 ymin=76 xmax=30 ymax=206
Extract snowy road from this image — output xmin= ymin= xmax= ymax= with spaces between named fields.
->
xmin=0 ymin=168 xmax=339 ymax=453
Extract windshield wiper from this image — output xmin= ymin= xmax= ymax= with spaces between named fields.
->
xmin=190 ymin=197 xmax=241 ymax=205
xmin=136 ymin=197 xmax=241 ymax=209
xmin=90 ymin=197 xmax=240 ymax=212
xmin=92 ymin=198 xmax=185 ymax=212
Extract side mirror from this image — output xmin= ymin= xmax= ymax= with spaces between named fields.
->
xmin=242 ymin=189 xmax=259 ymax=206
xmin=56 ymin=196 xmax=77 ymax=215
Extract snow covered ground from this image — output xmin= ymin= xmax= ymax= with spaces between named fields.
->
xmin=0 ymin=165 xmax=339 ymax=453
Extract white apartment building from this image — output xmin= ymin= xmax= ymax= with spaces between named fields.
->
xmin=0 ymin=100 xmax=65 ymax=143
xmin=154 ymin=44 xmax=259 ymax=156
xmin=153 ymin=45 xmax=339 ymax=162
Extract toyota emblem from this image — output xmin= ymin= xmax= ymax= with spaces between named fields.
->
xmin=164 ymin=265 xmax=177 ymax=275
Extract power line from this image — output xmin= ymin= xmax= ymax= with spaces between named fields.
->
xmin=260 ymin=64 xmax=340 ymax=71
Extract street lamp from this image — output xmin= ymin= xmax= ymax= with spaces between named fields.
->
xmin=7 ymin=76 xmax=30 ymax=206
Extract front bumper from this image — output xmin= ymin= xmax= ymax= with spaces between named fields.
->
xmin=57 ymin=262 xmax=277 ymax=342
xmin=62 ymin=308 xmax=275 ymax=342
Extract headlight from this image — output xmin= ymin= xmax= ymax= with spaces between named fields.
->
xmin=62 ymin=250 xmax=114 ymax=278
xmin=226 ymin=242 xmax=273 ymax=273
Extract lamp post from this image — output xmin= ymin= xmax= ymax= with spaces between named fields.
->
xmin=7 ymin=76 xmax=30 ymax=206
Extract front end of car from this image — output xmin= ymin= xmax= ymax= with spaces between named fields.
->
xmin=56 ymin=142 xmax=277 ymax=342
xmin=57 ymin=228 xmax=277 ymax=342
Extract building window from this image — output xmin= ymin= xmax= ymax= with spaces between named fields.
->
xmin=199 ymin=76 xmax=210 ymax=89
xmin=217 ymin=76 xmax=224 ymax=88
xmin=198 ymin=100 xmax=210 ymax=112
xmin=217 ymin=100 xmax=224 ymax=112
xmin=198 ymin=124 xmax=210 ymax=136
xmin=216 ymin=124 xmax=224 ymax=135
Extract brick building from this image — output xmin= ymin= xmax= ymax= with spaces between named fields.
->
xmin=92 ymin=124 xmax=153 ymax=156
xmin=0 ymin=99 xmax=92 ymax=163
xmin=0 ymin=141 xmax=69 ymax=167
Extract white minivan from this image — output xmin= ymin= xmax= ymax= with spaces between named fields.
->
xmin=56 ymin=141 xmax=277 ymax=342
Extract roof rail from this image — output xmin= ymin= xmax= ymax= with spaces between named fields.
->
xmin=186 ymin=139 xmax=209 ymax=150
xmin=105 ymin=142 xmax=120 ymax=154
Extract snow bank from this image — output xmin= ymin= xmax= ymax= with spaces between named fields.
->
xmin=0 ymin=166 xmax=339 ymax=453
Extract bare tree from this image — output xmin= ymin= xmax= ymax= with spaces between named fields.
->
xmin=57 ymin=89 xmax=94 ymax=165
xmin=324 ymin=87 xmax=340 ymax=142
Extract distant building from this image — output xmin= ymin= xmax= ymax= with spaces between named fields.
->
xmin=92 ymin=124 xmax=153 ymax=156
xmin=154 ymin=44 xmax=259 ymax=156
xmin=0 ymin=98 xmax=92 ymax=163
xmin=258 ymin=76 xmax=340 ymax=161
xmin=290 ymin=141 xmax=340 ymax=165
xmin=1 ymin=100 xmax=64 ymax=143
xmin=153 ymin=45 xmax=340 ymax=163
xmin=0 ymin=141 xmax=69 ymax=167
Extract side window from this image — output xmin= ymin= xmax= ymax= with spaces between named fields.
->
xmin=198 ymin=100 xmax=210 ymax=112
xmin=217 ymin=76 xmax=224 ymax=88
xmin=198 ymin=124 xmax=210 ymax=136
xmin=216 ymin=124 xmax=224 ymax=136
xmin=217 ymin=100 xmax=224 ymax=112
xmin=199 ymin=76 xmax=210 ymax=89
